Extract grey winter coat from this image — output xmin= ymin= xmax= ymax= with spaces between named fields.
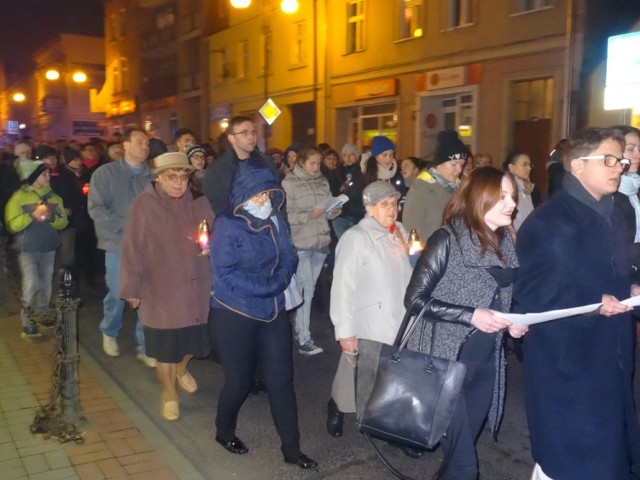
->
xmin=282 ymin=164 xmax=332 ymax=251
xmin=88 ymin=159 xmax=155 ymax=251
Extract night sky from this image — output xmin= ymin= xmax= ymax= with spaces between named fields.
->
xmin=0 ymin=0 xmax=103 ymax=84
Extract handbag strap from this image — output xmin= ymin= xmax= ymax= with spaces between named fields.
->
xmin=365 ymin=433 xmax=419 ymax=480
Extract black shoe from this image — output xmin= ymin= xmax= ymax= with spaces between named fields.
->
xmin=250 ymin=379 xmax=265 ymax=395
xmin=400 ymin=444 xmax=425 ymax=459
xmin=284 ymin=453 xmax=318 ymax=469
xmin=326 ymin=399 xmax=344 ymax=437
xmin=215 ymin=436 xmax=249 ymax=455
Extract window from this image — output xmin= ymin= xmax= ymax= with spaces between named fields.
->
xmin=119 ymin=8 xmax=128 ymax=37
xmin=121 ymin=59 xmax=129 ymax=92
xmin=259 ymin=32 xmax=272 ymax=75
xmin=112 ymin=64 xmax=121 ymax=94
xmin=236 ymin=41 xmax=249 ymax=79
xmin=109 ymin=14 xmax=118 ymax=41
xmin=399 ymin=0 xmax=423 ymax=39
xmin=448 ymin=0 xmax=473 ymax=28
xmin=516 ymin=0 xmax=550 ymax=13
xmin=346 ymin=0 xmax=365 ymax=54
xmin=291 ymin=21 xmax=306 ymax=66
xmin=513 ymin=78 xmax=554 ymax=121
xmin=212 ymin=49 xmax=228 ymax=85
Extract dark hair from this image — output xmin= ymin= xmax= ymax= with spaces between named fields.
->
xmin=443 ymin=167 xmax=516 ymax=258
xmin=401 ymin=156 xmax=423 ymax=170
xmin=564 ymin=127 xmax=625 ymax=171
xmin=226 ymin=116 xmax=253 ymax=136
xmin=122 ymin=128 xmax=147 ymax=143
xmin=609 ymin=125 xmax=640 ymax=138
xmin=501 ymin=151 xmax=527 ymax=172
xmin=174 ymin=128 xmax=195 ymax=142
xmin=323 ymin=148 xmax=340 ymax=161
xmin=298 ymin=145 xmax=322 ymax=165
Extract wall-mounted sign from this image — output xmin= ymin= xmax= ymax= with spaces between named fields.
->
xmin=6 ymin=120 xmax=19 ymax=135
xmin=354 ymin=78 xmax=398 ymax=100
xmin=416 ymin=64 xmax=482 ymax=92
xmin=73 ymin=121 xmax=104 ymax=136
xmin=259 ymin=98 xmax=281 ymax=125
xmin=604 ymin=32 xmax=640 ymax=110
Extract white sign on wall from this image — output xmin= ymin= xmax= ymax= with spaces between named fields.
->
xmin=604 ymin=31 xmax=640 ymax=110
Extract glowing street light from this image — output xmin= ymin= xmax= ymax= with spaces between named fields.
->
xmin=280 ymin=0 xmax=299 ymax=13
xmin=230 ymin=0 xmax=251 ymax=7
xmin=72 ymin=71 xmax=87 ymax=83
xmin=12 ymin=92 xmax=26 ymax=103
xmin=45 ymin=69 xmax=60 ymax=80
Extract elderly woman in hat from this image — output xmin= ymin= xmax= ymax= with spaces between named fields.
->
xmin=326 ymin=180 xmax=413 ymax=437
xmin=403 ymin=130 xmax=468 ymax=241
xmin=120 ymin=152 xmax=214 ymax=422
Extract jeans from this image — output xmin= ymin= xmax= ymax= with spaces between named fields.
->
xmin=18 ymin=250 xmax=55 ymax=327
xmin=211 ymin=308 xmax=301 ymax=459
xmin=99 ymin=251 xmax=145 ymax=353
xmin=294 ymin=249 xmax=326 ymax=346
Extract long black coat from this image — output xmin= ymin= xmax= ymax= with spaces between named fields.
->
xmin=513 ymin=189 xmax=640 ymax=479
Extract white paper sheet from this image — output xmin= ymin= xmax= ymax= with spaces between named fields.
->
xmin=315 ymin=194 xmax=349 ymax=212
xmin=496 ymin=295 xmax=640 ymax=326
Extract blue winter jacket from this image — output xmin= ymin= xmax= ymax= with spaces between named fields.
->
xmin=210 ymin=158 xmax=298 ymax=321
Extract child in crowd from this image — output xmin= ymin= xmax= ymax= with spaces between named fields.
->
xmin=4 ymin=160 xmax=68 ymax=339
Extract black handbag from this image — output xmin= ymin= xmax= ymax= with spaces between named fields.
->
xmin=356 ymin=303 xmax=467 ymax=454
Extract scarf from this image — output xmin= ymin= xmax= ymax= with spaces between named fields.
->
xmin=619 ymin=173 xmax=640 ymax=242
xmin=429 ymin=167 xmax=458 ymax=193
xmin=244 ymin=198 xmax=272 ymax=219
xmin=377 ymin=160 xmax=397 ymax=181
xmin=563 ymin=172 xmax=614 ymax=227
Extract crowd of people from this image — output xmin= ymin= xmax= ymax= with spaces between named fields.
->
xmin=2 ymin=118 xmax=640 ymax=479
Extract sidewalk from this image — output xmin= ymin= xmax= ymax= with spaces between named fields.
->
xmin=0 ymin=302 xmax=205 ymax=480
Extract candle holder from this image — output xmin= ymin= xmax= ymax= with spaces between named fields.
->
xmin=197 ymin=220 xmax=210 ymax=256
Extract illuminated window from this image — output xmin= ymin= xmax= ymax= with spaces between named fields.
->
xmin=237 ymin=41 xmax=249 ymax=79
xmin=399 ymin=0 xmax=423 ymax=39
xmin=346 ymin=0 xmax=365 ymax=54
xmin=516 ymin=0 xmax=551 ymax=12
xmin=449 ymin=0 xmax=473 ymax=28
xmin=291 ymin=21 xmax=306 ymax=66
xmin=212 ymin=49 xmax=228 ymax=85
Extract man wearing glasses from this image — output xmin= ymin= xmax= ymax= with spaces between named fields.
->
xmin=513 ymin=127 xmax=640 ymax=479
xmin=203 ymin=116 xmax=276 ymax=215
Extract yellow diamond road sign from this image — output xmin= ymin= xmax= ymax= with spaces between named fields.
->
xmin=259 ymin=98 xmax=281 ymax=125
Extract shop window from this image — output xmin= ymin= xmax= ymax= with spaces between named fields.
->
xmin=351 ymin=103 xmax=398 ymax=149
xmin=448 ymin=0 xmax=473 ymax=29
xmin=398 ymin=0 xmax=423 ymax=39
xmin=291 ymin=21 xmax=306 ymax=67
xmin=513 ymin=78 xmax=554 ymax=121
xmin=346 ymin=0 xmax=365 ymax=54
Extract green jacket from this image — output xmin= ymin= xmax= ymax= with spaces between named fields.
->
xmin=4 ymin=184 xmax=68 ymax=252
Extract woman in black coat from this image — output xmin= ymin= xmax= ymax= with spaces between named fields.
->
xmin=404 ymin=167 xmax=526 ymax=480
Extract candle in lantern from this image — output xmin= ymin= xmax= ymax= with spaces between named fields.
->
xmin=197 ymin=220 xmax=210 ymax=256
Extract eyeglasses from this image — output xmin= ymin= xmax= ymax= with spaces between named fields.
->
xmin=577 ymin=154 xmax=631 ymax=170
xmin=230 ymin=129 xmax=258 ymax=137
xmin=190 ymin=154 xmax=205 ymax=160
xmin=163 ymin=173 xmax=190 ymax=183
xmin=252 ymin=192 xmax=269 ymax=200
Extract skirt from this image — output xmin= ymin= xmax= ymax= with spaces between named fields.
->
xmin=144 ymin=324 xmax=211 ymax=363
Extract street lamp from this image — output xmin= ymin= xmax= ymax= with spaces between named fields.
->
xmin=12 ymin=92 xmax=26 ymax=103
xmin=45 ymin=69 xmax=60 ymax=81
xmin=72 ymin=71 xmax=87 ymax=84
xmin=229 ymin=0 xmax=298 ymax=149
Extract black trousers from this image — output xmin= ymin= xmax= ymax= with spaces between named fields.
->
xmin=436 ymin=360 xmax=495 ymax=480
xmin=210 ymin=307 xmax=301 ymax=458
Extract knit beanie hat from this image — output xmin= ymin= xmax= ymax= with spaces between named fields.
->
xmin=19 ymin=160 xmax=48 ymax=185
xmin=186 ymin=145 xmax=206 ymax=161
xmin=63 ymin=146 xmax=81 ymax=164
xmin=434 ymin=131 xmax=468 ymax=166
xmin=341 ymin=143 xmax=357 ymax=156
xmin=370 ymin=136 xmax=395 ymax=158
xmin=147 ymin=138 xmax=168 ymax=161
xmin=34 ymin=145 xmax=57 ymax=160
